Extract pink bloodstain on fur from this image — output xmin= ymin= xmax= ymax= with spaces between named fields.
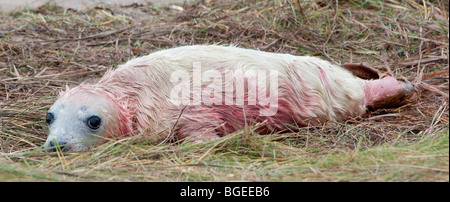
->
xmin=364 ymin=76 xmax=415 ymax=110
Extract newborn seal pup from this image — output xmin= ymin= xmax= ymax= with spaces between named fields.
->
xmin=44 ymin=45 xmax=415 ymax=151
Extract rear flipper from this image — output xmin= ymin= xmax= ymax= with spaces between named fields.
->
xmin=342 ymin=63 xmax=417 ymax=111
xmin=364 ymin=76 xmax=417 ymax=110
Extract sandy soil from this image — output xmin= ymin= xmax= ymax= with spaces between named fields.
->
xmin=0 ymin=0 xmax=184 ymax=12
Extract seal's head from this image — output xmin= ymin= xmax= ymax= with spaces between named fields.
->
xmin=44 ymin=86 xmax=131 ymax=151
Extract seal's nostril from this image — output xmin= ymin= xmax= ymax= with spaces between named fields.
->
xmin=58 ymin=141 xmax=67 ymax=151
xmin=48 ymin=140 xmax=67 ymax=152
xmin=47 ymin=141 xmax=57 ymax=152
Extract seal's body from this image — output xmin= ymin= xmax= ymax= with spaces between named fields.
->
xmin=44 ymin=45 xmax=414 ymax=151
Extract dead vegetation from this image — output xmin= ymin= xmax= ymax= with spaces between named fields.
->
xmin=0 ymin=0 xmax=448 ymax=181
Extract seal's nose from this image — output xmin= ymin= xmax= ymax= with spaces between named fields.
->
xmin=47 ymin=140 xmax=68 ymax=152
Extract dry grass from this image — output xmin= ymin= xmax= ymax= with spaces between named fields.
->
xmin=0 ymin=0 xmax=448 ymax=181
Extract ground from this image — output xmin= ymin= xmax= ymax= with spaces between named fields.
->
xmin=0 ymin=0 xmax=448 ymax=181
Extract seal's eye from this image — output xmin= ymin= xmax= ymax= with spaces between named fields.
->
xmin=87 ymin=116 xmax=101 ymax=130
xmin=46 ymin=113 xmax=54 ymax=125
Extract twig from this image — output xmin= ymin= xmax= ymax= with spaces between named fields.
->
xmin=159 ymin=105 xmax=188 ymax=145
xmin=22 ymin=26 xmax=132 ymax=43
xmin=395 ymin=56 xmax=447 ymax=67
xmin=422 ymin=70 xmax=449 ymax=80
xmin=368 ymin=113 xmax=401 ymax=120
xmin=419 ymin=82 xmax=449 ymax=98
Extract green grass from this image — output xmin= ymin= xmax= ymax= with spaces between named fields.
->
xmin=0 ymin=159 xmax=61 ymax=181
xmin=1 ymin=128 xmax=447 ymax=181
